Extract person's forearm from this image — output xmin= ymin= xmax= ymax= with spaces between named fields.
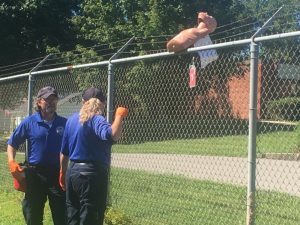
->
xmin=111 ymin=107 xmax=128 ymax=141
xmin=187 ymin=27 xmax=210 ymax=39
xmin=7 ymin=145 xmax=16 ymax=161
xmin=60 ymin=153 xmax=69 ymax=173
xmin=111 ymin=116 xmax=123 ymax=141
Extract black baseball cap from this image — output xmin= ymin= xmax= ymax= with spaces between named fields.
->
xmin=37 ymin=86 xmax=58 ymax=99
xmin=82 ymin=87 xmax=106 ymax=102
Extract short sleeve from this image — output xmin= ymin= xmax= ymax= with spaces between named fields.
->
xmin=7 ymin=119 xmax=28 ymax=149
xmin=60 ymin=120 xmax=70 ymax=156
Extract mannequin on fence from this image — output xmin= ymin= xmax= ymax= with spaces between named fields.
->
xmin=167 ymin=12 xmax=217 ymax=53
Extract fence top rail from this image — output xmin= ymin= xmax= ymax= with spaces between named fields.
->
xmin=0 ymin=30 xmax=299 ymax=83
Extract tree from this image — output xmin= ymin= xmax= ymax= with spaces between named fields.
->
xmin=66 ymin=0 xmax=246 ymax=89
xmin=71 ymin=0 xmax=244 ymax=48
xmin=0 ymin=0 xmax=78 ymax=68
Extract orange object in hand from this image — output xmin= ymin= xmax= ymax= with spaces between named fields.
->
xmin=59 ymin=170 xmax=66 ymax=191
xmin=9 ymin=160 xmax=26 ymax=192
xmin=9 ymin=160 xmax=25 ymax=180
xmin=9 ymin=160 xmax=24 ymax=173
xmin=115 ymin=107 xmax=129 ymax=118
xmin=13 ymin=177 xmax=27 ymax=192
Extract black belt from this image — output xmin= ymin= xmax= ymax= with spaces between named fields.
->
xmin=71 ymin=161 xmax=99 ymax=166
xmin=74 ymin=162 xmax=89 ymax=165
xmin=28 ymin=164 xmax=59 ymax=169
xmin=70 ymin=160 xmax=106 ymax=169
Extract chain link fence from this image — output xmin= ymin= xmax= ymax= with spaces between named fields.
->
xmin=254 ymin=38 xmax=300 ymax=225
xmin=0 ymin=34 xmax=299 ymax=224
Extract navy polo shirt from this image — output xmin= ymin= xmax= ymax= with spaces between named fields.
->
xmin=7 ymin=112 xmax=67 ymax=166
xmin=61 ymin=112 xmax=113 ymax=166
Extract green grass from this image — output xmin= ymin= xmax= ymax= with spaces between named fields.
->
xmin=0 ymin=151 xmax=25 ymax=191
xmin=256 ymin=130 xmax=299 ymax=154
xmin=114 ymin=130 xmax=299 ymax=157
xmin=0 ymin=129 xmax=298 ymax=191
xmin=1 ymin=168 xmax=299 ymax=225
xmin=1 ymin=129 xmax=299 ymax=158
xmin=0 ymin=151 xmax=54 ymax=224
xmin=0 ymin=191 xmax=53 ymax=225
xmin=109 ymin=169 xmax=300 ymax=225
xmin=110 ymin=169 xmax=247 ymax=225
xmin=0 ymin=129 xmax=298 ymax=224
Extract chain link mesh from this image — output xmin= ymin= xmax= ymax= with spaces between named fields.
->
xmin=110 ymin=50 xmax=249 ymax=224
xmin=255 ymin=38 xmax=300 ymax=225
xmin=0 ymin=37 xmax=299 ymax=224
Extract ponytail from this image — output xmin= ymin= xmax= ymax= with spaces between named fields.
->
xmin=79 ymin=98 xmax=103 ymax=124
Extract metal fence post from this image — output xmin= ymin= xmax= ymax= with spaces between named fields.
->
xmin=107 ymin=37 xmax=135 ymax=123
xmin=106 ymin=37 xmax=135 ymax=208
xmin=247 ymin=41 xmax=259 ymax=225
xmin=246 ymin=6 xmax=283 ymax=225
xmin=107 ymin=62 xmax=114 ymax=123
xmin=27 ymin=54 xmax=53 ymax=116
xmin=25 ymin=54 xmax=52 ymax=162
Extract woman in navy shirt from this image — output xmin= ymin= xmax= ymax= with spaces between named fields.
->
xmin=60 ymin=87 xmax=128 ymax=225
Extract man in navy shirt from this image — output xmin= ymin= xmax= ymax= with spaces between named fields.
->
xmin=7 ymin=86 xmax=67 ymax=225
xmin=60 ymin=87 xmax=128 ymax=225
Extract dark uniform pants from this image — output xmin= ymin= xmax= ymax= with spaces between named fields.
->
xmin=23 ymin=165 xmax=67 ymax=225
xmin=66 ymin=161 xmax=108 ymax=225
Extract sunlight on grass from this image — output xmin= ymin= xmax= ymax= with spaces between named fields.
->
xmin=0 ymin=191 xmax=53 ymax=225
xmin=1 ymin=168 xmax=299 ymax=225
xmin=114 ymin=131 xmax=298 ymax=157
xmin=0 ymin=129 xmax=298 ymax=224
xmin=110 ymin=169 xmax=300 ymax=225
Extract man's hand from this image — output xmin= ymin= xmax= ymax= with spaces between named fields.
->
xmin=59 ymin=170 xmax=65 ymax=191
xmin=8 ymin=160 xmax=25 ymax=181
xmin=115 ymin=107 xmax=129 ymax=118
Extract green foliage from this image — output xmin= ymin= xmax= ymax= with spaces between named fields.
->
xmin=1 ymin=0 xmax=299 ymax=72
xmin=266 ymin=97 xmax=300 ymax=121
xmin=105 ymin=207 xmax=132 ymax=225
xmin=72 ymin=0 xmax=243 ymax=50
xmin=0 ymin=0 xmax=77 ymax=67
xmin=241 ymin=0 xmax=300 ymax=62
xmin=115 ymin=52 xmax=249 ymax=144
xmin=0 ymin=0 xmax=249 ymax=79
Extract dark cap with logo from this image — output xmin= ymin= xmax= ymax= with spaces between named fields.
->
xmin=37 ymin=86 xmax=58 ymax=99
xmin=82 ymin=87 xmax=106 ymax=102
